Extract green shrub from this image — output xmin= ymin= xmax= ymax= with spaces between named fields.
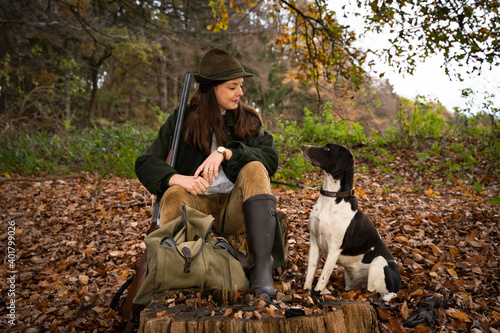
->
xmin=0 ymin=123 xmax=156 ymax=178
xmin=273 ymin=103 xmax=366 ymax=183
xmin=1 ymin=94 xmax=498 ymax=208
xmin=382 ymin=96 xmax=450 ymax=145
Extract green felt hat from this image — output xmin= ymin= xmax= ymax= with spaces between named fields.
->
xmin=194 ymin=48 xmax=254 ymax=83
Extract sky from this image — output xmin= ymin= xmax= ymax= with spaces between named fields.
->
xmin=328 ymin=1 xmax=500 ymax=114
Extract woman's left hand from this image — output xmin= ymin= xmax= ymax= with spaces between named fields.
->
xmin=194 ymin=151 xmax=225 ymax=185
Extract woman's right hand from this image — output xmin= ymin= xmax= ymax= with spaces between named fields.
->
xmin=168 ymin=174 xmax=209 ymax=195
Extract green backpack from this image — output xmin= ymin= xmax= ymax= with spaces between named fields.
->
xmin=133 ymin=205 xmax=249 ymax=306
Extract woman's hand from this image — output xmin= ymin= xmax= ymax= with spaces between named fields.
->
xmin=194 ymin=149 xmax=231 ymax=185
xmin=168 ymin=174 xmax=209 ymax=195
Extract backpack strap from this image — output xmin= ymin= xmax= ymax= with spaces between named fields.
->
xmin=215 ymin=238 xmax=251 ymax=276
xmin=233 ymin=247 xmax=250 ymax=275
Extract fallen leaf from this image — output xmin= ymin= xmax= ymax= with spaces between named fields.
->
xmin=233 ymin=310 xmax=243 ymax=319
xmin=446 ymin=308 xmax=471 ymax=322
xmin=378 ymin=307 xmax=391 ymax=320
xmin=79 ymin=275 xmax=89 ymax=285
xmin=156 ymin=310 xmax=168 ymax=318
xmin=400 ymin=301 xmax=409 ymax=320
xmin=409 ymin=289 xmax=424 ymax=297
xmin=447 ymin=268 xmax=458 ymax=278
xmin=222 ymin=308 xmax=233 ymax=317
xmin=3 ymin=146 xmax=498 ymax=333
xmin=430 ymin=244 xmax=442 ymax=255
xmin=252 ymin=311 xmax=262 ymax=320
xmin=395 ymin=235 xmax=409 ymax=244
xmin=109 ymin=250 xmax=123 ymax=257
xmin=449 ymin=246 xmax=459 ymax=256
xmin=256 ymin=300 xmax=267 ymax=310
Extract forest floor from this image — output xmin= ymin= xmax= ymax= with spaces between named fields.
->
xmin=1 ymin=151 xmax=499 ymax=332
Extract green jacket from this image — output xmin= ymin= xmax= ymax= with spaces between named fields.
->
xmin=135 ymin=107 xmax=280 ymax=196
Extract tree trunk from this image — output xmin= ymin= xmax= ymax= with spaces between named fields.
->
xmin=87 ymin=49 xmax=112 ymax=123
xmin=138 ymin=289 xmax=379 ymax=333
xmin=157 ymin=52 xmax=168 ymax=112
xmin=172 ymin=75 xmax=178 ymax=110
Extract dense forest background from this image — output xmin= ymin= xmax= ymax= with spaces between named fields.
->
xmin=2 ymin=0 xmax=498 ymax=138
xmin=0 ymin=0 xmax=386 ymax=135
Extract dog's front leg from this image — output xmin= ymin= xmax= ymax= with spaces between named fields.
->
xmin=304 ymin=238 xmax=320 ymax=290
xmin=314 ymin=249 xmax=341 ymax=292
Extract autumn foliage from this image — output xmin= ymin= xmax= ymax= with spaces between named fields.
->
xmin=1 ymin=141 xmax=498 ymax=332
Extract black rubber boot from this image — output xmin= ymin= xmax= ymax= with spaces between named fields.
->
xmin=243 ymin=194 xmax=277 ymax=296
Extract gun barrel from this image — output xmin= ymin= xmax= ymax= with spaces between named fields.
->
xmin=170 ymin=73 xmax=193 ymax=168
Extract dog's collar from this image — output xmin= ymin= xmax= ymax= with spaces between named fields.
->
xmin=320 ymin=187 xmax=355 ymax=198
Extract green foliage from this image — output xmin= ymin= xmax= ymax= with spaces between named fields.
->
xmin=450 ymin=89 xmax=500 ymax=189
xmin=361 ymin=0 xmax=500 ymax=76
xmin=0 ymin=53 xmax=11 ymax=87
xmin=360 ymin=145 xmax=394 ymax=169
xmin=364 ymin=93 xmax=499 ymax=207
xmin=0 ymin=124 xmax=156 ymax=179
xmin=384 ymin=96 xmax=449 ymax=145
xmin=154 ymin=106 xmax=170 ymax=125
xmin=1 ymin=92 xmax=498 ymax=208
xmin=273 ymin=103 xmax=366 ymax=182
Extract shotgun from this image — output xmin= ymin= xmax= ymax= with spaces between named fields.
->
xmin=119 ymin=73 xmax=193 ymax=328
xmin=168 ymin=73 xmax=193 ymax=168
xmin=150 ymin=72 xmax=193 ymax=231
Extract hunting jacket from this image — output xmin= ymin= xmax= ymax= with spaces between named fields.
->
xmin=135 ymin=107 xmax=280 ymax=197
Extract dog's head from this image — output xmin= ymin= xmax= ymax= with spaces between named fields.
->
xmin=302 ymin=144 xmax=354 ymax=179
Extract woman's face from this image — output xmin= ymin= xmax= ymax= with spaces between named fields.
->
xmin=214 ymin=78 xmax=244 ymax=112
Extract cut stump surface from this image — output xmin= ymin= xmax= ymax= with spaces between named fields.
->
xmin=138 ymin=289 xmax=379 ymax=333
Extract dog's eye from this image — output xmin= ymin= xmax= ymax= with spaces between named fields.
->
xmin=323 ymin=147 xmax=330 ymax=151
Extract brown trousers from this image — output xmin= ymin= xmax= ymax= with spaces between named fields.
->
xmin=159 ymin=161 xmax=272 ymax=235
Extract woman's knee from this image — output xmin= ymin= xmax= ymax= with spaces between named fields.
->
xmin=159 ymin=185 xmax=190 ymax=226
xmin=235 ymin=161 xmax=272 ymax=199
xmin=160 ymin=185 xmax=190 ymax=205
xmin=239 ymin=161 xmax=270 ymax=182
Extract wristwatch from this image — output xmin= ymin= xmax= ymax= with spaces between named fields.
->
xmin=217 ymin=146 xmax=227 ymax=159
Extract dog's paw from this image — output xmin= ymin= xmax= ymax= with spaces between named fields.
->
xmin=381 ymin=292 xmax=397 ymax=302
xmin=310 ymin=289 xmax=322 ymax=297
xmin=320 ymin=288 xmax=331 ymax=295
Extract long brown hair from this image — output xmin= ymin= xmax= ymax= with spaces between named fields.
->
xmin=183 ymin=82 xmax=263 ymax=155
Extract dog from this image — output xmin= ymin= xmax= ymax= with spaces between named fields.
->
xmin=302 ymin=144 xmax=401 ymax=301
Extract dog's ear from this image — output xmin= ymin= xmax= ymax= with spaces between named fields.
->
xmin=329 ymin=144 xmax=354 ymax=178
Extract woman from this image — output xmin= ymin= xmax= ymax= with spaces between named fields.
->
xmin=135 ymin=48 xmax=282 ymax=296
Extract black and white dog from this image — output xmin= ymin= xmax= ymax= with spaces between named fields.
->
xmin=302 ymin=144 xmax=401 ymax=301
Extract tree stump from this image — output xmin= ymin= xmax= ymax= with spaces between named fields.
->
xmin=138 ymin=289 xmax=379 ymax=333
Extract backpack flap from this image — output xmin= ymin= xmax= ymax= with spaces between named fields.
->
xmin=178 ymin=238 xmax=204 ymax=273
xmin=174 ymin=205 xmax=213 ymax=274
xmin=183 ymin=205 xmax=216 ymax=241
